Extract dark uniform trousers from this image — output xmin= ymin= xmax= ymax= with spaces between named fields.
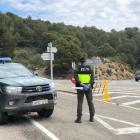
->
xmin=77 ymin=88 xmax=95 ymax=117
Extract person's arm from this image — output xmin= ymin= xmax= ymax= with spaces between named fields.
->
xmin=89 ymin=68 xmax=95 ymax=87
xmin=74 ymin=67 xmax=84 ymax=86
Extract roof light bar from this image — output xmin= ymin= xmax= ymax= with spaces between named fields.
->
xmin=0 ymin=57 xmax=11 ymax=62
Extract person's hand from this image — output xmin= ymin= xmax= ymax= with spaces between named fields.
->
xmin=84 ymin=84 xmax=90 ymax=91
xmin=80 ymin=83 xmax=84 ymax=86
xmin=88 ymin=84 xmax=91 ymax=87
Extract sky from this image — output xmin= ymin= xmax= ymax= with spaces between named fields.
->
xmin=0 ymin=0 xmax=140 ymax=32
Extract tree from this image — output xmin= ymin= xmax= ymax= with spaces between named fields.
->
xmin=17 ymin=24 xmax=35 ymax=47
xmin=64 ymin=35 xmax=81 ymax=47
xmin=120 ymin=53 xmax=137 ymax=69
xmin=52 ymin=38 xmax=83 ymax=74
xmin=83 ymin=41 xmax=97 ymax=58
xmin=0 ymin=13 xmax=19 ymax=57
xmin=2 ymin=11 xmax=140 ymax=71
xmin=32 ymin=20 xmax=48 ymax=46
xmin=97 ymin=43 xmax=116 ymax=57
xmin=39 ymin=32 xmax=58 ymax=51
xmin=75 ymin=31 xmax=86 ymax=48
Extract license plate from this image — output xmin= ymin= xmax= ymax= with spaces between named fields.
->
xmin=32 ymin=99 xmax=48 ymax=106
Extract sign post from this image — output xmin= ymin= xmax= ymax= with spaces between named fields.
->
xmin=72 ymin=62 xmax=76 ymax=70
xmin=87 ymin=57 xmax=101 ymax=81
xmin=96 ymin=57 xmax=100 ymax=81
xmin=41 ymin=53 xmax=54 ymax=60
xmin=41 ymin=42 xmax=57 ymax=81
xmin=94 ymin=65 xmax=95 ymax=78
xmin=92 ymin=56 xmax=96 ymax=77
xmin=50 ymin=43 xmax=53 ymax=81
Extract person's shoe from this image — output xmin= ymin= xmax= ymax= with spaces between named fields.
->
xmin=89 ymin=116 xmax=94 ymax=122
xmin=75 ymin=116 xmax=82 ymax=123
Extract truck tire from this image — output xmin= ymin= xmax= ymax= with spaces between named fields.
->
xmin=135 ymin=79 xmax=138 ymax=82
xmin=0 ymin=109 xmax=8 ymax=125
xmin=38 ymin=107 xmax=54 ymax=117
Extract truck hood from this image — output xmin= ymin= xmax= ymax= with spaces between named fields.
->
xmin=0 ymin=76 xmax=52 ymax=86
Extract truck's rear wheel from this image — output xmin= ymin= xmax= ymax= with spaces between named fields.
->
xmin=37 ymin=107 xmax=54 ymax=117
xmin=0 ymin=109 xmax=8 ymax=125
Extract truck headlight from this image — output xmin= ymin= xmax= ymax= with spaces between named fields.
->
xmin=50 ymin=82 xmax=55 ymax=90
xmin=2 ymin=86 xmax=22 ymax=93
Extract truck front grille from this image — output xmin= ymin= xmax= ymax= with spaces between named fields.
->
xmin=22 ymin=84 xmax=50 ymax=93
xmin=25 ymin=94 xmax=53 ymax=103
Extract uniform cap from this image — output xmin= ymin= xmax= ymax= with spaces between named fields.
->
xmin=80 ymin=57 xmax=86 ymax=62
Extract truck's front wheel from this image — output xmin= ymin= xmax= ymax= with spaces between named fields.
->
xmin=37 ymin=107 xmax=54 ymax=117
xmin=0 ymin=109 xmax=8 ymax=125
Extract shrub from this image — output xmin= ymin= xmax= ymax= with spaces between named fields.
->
xmin=108 ymin=64 xmax=115 ymax=68
xmin=15 ymin=49 xmax=29 ymax=59
xmin=106 ymin=69 xmax=112 ymax=76
xmin=120 ymin=67 xmax=124 ymax=72
xmin=102 ymin=70 xmax=105 ymax=74
xmin=114 ymin=73 xmax=119 ymax=77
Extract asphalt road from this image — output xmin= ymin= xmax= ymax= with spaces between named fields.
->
xmin=0 ymin=80 xmax=140 ymax=140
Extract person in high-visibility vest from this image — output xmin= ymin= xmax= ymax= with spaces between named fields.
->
xmin=74 ymin=57 xmax=95 ymax=123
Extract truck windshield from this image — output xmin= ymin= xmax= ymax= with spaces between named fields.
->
xmin=0 ymin=64 xmax=33 ymax=78
xmin=135 ymin=71 xmax=140 ymax=75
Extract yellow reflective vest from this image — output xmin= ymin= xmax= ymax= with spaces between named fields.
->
xmin=78 ymin=74 xmax=91 ymax=83
xmin=77 ymin=65 xmax=91 ymax=84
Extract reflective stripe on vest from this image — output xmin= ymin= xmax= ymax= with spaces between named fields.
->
xmin=78 ymin=74 xmax=91 ymax=83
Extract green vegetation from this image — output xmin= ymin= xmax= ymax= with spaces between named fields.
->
xmin=108 ymin=64 xmax=115 ymax=69
xmin=97 ymin=43 xmax=116 ymax=57
xmin=0 ymin=12 xmax=140 ymax=75
xmin=114 ymin=73 xmax=119 ymax=77
xmin=106 ymin=69 xmax=112 ymax=76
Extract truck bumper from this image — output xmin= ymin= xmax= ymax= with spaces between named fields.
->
xmin=0 ymin=89 xmax=57 ymax=113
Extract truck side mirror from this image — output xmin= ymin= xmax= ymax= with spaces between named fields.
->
xmin=33 ymin=71 xmax=38 ymax=76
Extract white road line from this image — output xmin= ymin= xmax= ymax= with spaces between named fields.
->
xmin=128 ymin=96 xmax=140 ymax=98
xmin=87 ymin=113 xmax=140 ymax=135
xmin=111 ymin=95 xmax=128 ymax=99
xmin=58 ymin=92 xmax=140 ymax=111
xmin=55 ymin=83 xmax=62 ymax=85
xmin=94 ymin=116 xmax=116 ymax=134
xmin=108 ymin=92 xmax=140 ymax=95
xmin=59 ymin=91 xmax=140 ymax=135
xmin=116 ymin=127 xmax=140 ymax=135
xmin=121 ymin=104 xmax=140 ymax=111
xmin=94 ymin=91 xmax=140 ymax=96
xmin=58 ymin=92 xmax=76 ymax=96
xmin=122 ymin=100 xmax=140 ymax=105
xmin=59 ymin=91 xmax=140 ymax=97
xmin=108 ymin=87 xmax=140 ymax=89
xmin=94 ymin=91 xmax=140 ymax=95
xmin=25 ymin=115 xmax=60 ymax=140
xmin=93 ymin=94 xmax=103 ymax=96
xmin=94 ymin=98 xmax=140 ymax=111
xmin=96 ymin=114 xmax=140 ymax=127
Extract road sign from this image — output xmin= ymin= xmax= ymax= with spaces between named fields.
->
xmin=41 ymin=42 xmax=58 ymax=80
xmin=41 ymin=53 xmax=54 ymax=60
xmin=92 ymin=57 xmax=96 ymax=59
xmin=87 ymin=59 xmax=101 ymax=65
xmin=72 ymin=62 xmax=76 ymax=70
xmin=71 ymin=75 xmax=76 ymax=84
xmin=47 ymin=47 xmax=57 ymax=53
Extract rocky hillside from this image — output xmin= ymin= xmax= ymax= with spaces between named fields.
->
xmin=98 ymin=58 xmax=134 ymax=80
xmin=35 ymin=58 xmax=134 ymax=80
